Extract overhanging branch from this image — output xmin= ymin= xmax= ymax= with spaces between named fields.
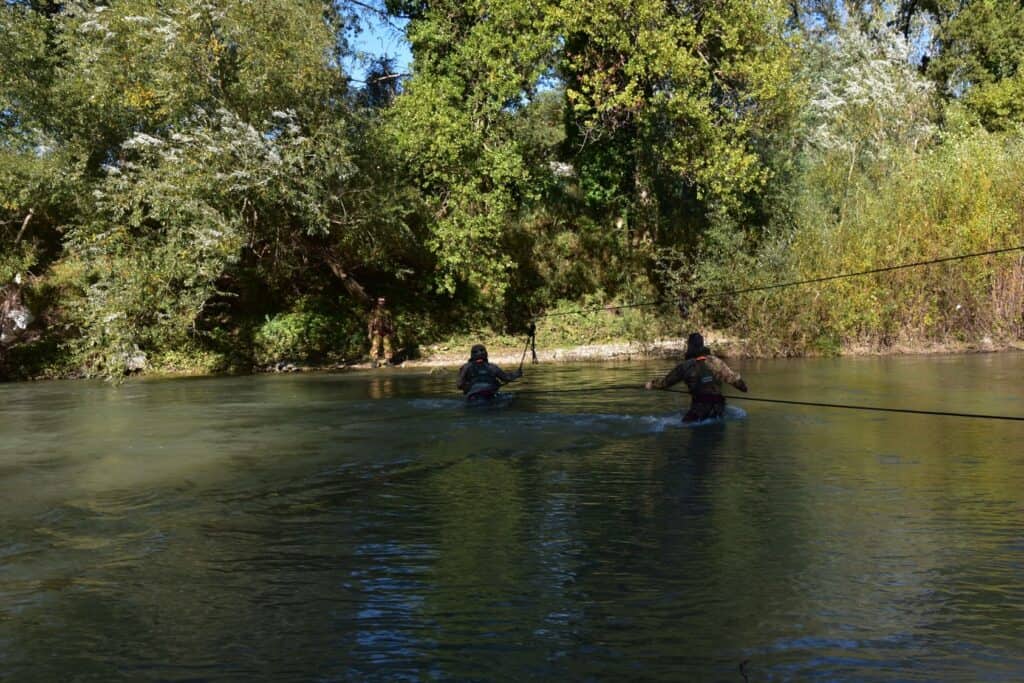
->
xmin=14 ymin=209 xmax=34 ymax=244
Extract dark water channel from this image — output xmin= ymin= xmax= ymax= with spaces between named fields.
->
xmin=2 ymin=354 xmax=1023 ymax=681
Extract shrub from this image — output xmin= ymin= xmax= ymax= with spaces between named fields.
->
xmin=253 ymin=310 xmax=362 ymax=365
xmin=737 ymin=129 xmax=1024 ymax=354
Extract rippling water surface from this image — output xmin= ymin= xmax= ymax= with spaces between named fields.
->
xmin=2 ymin=355 xmax=1023 ymax=681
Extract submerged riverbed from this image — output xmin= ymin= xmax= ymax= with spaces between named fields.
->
xmin=2 ymin=354 xmax=1023 ymax=681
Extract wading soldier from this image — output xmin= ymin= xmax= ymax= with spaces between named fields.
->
xmin=367 ymin=296 xmax=395 ymax=367
xmin=457 ymin=344 xmax=522 ymax=401
xmin=645 ymin=332 xmax=748 ymax=422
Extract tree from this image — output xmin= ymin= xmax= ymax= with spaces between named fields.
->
xmin=1 ymin=0 xmax=417 ymax=376
xmin=800 ymin=23 xmax=937 ymax=177
xmin=385 ymin=0 xmax=559 ymax=308
xmin=387 ymin=0 xmax=798 ymax=317
xmin=927 ymin=0 xmax=1024 ymax=130
xmin=557 ymin=0 xmax=798 ymax=240
xmin=788 ymin=0 xmax=1024 ymax=131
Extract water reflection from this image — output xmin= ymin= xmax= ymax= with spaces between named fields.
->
xmin=1 ymin=356 xmax=1023 ymax=680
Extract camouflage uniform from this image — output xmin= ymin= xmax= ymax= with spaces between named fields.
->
xmin=651 ymin=353 xmax=745 ymax=422
xmin=367 ymin=303 xmax=395 ymax=363
xmin=457 ymin=346 xmax=521 ymax=400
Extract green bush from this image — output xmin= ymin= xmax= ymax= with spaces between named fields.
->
xmin=534 ymin=290 xmax=674 ymax=347
xmin=253 ymin=310 xmax=362 ymax=366
xmin=148 ymin=348 xmax=230 ymax=376
xmin=734 ymin=129 xmax=1024 ymax=354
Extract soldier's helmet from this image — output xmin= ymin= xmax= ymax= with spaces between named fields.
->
xmin=470 ymin=344 xmax=488 ymax=363
xmin=685 ymin=332 xmax=706 ymax=359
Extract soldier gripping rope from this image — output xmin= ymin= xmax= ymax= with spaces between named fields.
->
xmin=457 ymin=344 xmax=522 ymax=402
xmin=645 ymin=332 xmax=748 ymax=422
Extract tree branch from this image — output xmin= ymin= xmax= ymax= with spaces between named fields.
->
xmin=14 ymin=209 xmax=34 ymax=243
xmin=349 ymin=72 xmax=411 ymax=84
xmin=320 ymin=246 xmax=372 ymax=304
xmin=344 ymin=0 xmax=409 ymax=31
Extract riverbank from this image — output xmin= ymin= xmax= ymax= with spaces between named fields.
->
xmin=293 ymin=334 xmax=1024 ymax=373
xmin=7 ymin=333 xmax=1022 ymax=381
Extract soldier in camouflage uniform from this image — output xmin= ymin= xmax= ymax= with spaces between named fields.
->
xmin=367 ymin=296 xmax=395 ymax=367
xmin=645 ymin=332 xmax=748 ymax=422
xmin=457 ymin=344 xmax=522 ymax=401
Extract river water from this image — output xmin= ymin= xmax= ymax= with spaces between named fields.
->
xmin=1 ymin=354 xmax=1023 ymax=681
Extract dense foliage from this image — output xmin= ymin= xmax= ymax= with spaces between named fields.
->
xmin=1 ymin=0 xmax=1022 ymax=379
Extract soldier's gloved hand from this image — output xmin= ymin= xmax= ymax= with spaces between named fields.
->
xmin=736 ymin=379 xmax=749 ymax=393
xmin=644 ymin=380 xmax=655 ymax=390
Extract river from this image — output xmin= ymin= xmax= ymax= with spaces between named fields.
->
xmin=2 ymin=354 xmax=1023 ymax=681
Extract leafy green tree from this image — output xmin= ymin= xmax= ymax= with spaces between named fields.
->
xmin=790 ymin=0 xmax=1024 ymax=131
xmin=557 ymin=0 xmax=798 ymax=245
xmin=927 ymin=0 xmax=1024 ymax=130
xmin=1 ymin=0 xmax=420 ymax=376
xmin=388 ymin=0 xmax=798 ymax=318
xmin=798 ymin=22 xmax=937 ymax=222
xmin=385 ymin=0 xmax=559 ymax=309
xmin=1 ymin=2 xmax=70 ymax=280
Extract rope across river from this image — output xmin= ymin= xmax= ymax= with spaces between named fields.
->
xmin=510 ymin=384 xmax=1024 ymax=421
xmin=491 ymin=243 xmax=1024 ymax=422
xmin=525 ymin=244 xmax=1024 ymax=321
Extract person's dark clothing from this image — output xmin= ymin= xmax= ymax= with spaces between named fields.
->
xmin=651 ymin=353 xmax=745 ymax=422
xmin=457 ymin=360 xmax=520 ymax=400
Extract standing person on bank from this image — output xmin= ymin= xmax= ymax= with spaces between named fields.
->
xmin=367 ymin=296 xmax=395 ymax=367
xmin=645 ymin=332 xmax=748 ymax=422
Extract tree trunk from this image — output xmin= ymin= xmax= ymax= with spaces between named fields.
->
xmin=15 ymin=209 xmax=33 ymax=243
xmin=320 ymin=248 xmax=371 ymax=304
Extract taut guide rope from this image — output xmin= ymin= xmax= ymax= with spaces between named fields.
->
xmin=504 ymin=244 xmax=1024 ymax=420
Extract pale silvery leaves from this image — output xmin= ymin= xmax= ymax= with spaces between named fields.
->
xmin=68 ymin=106 xmax=332 ymax=371
xmin=805 ymin=24 xmax=935 ymax=158
xmin=119 ymin=108 xmax=311 ymax=190
xmin=123 ymin=133 xmax=165 ymax=149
